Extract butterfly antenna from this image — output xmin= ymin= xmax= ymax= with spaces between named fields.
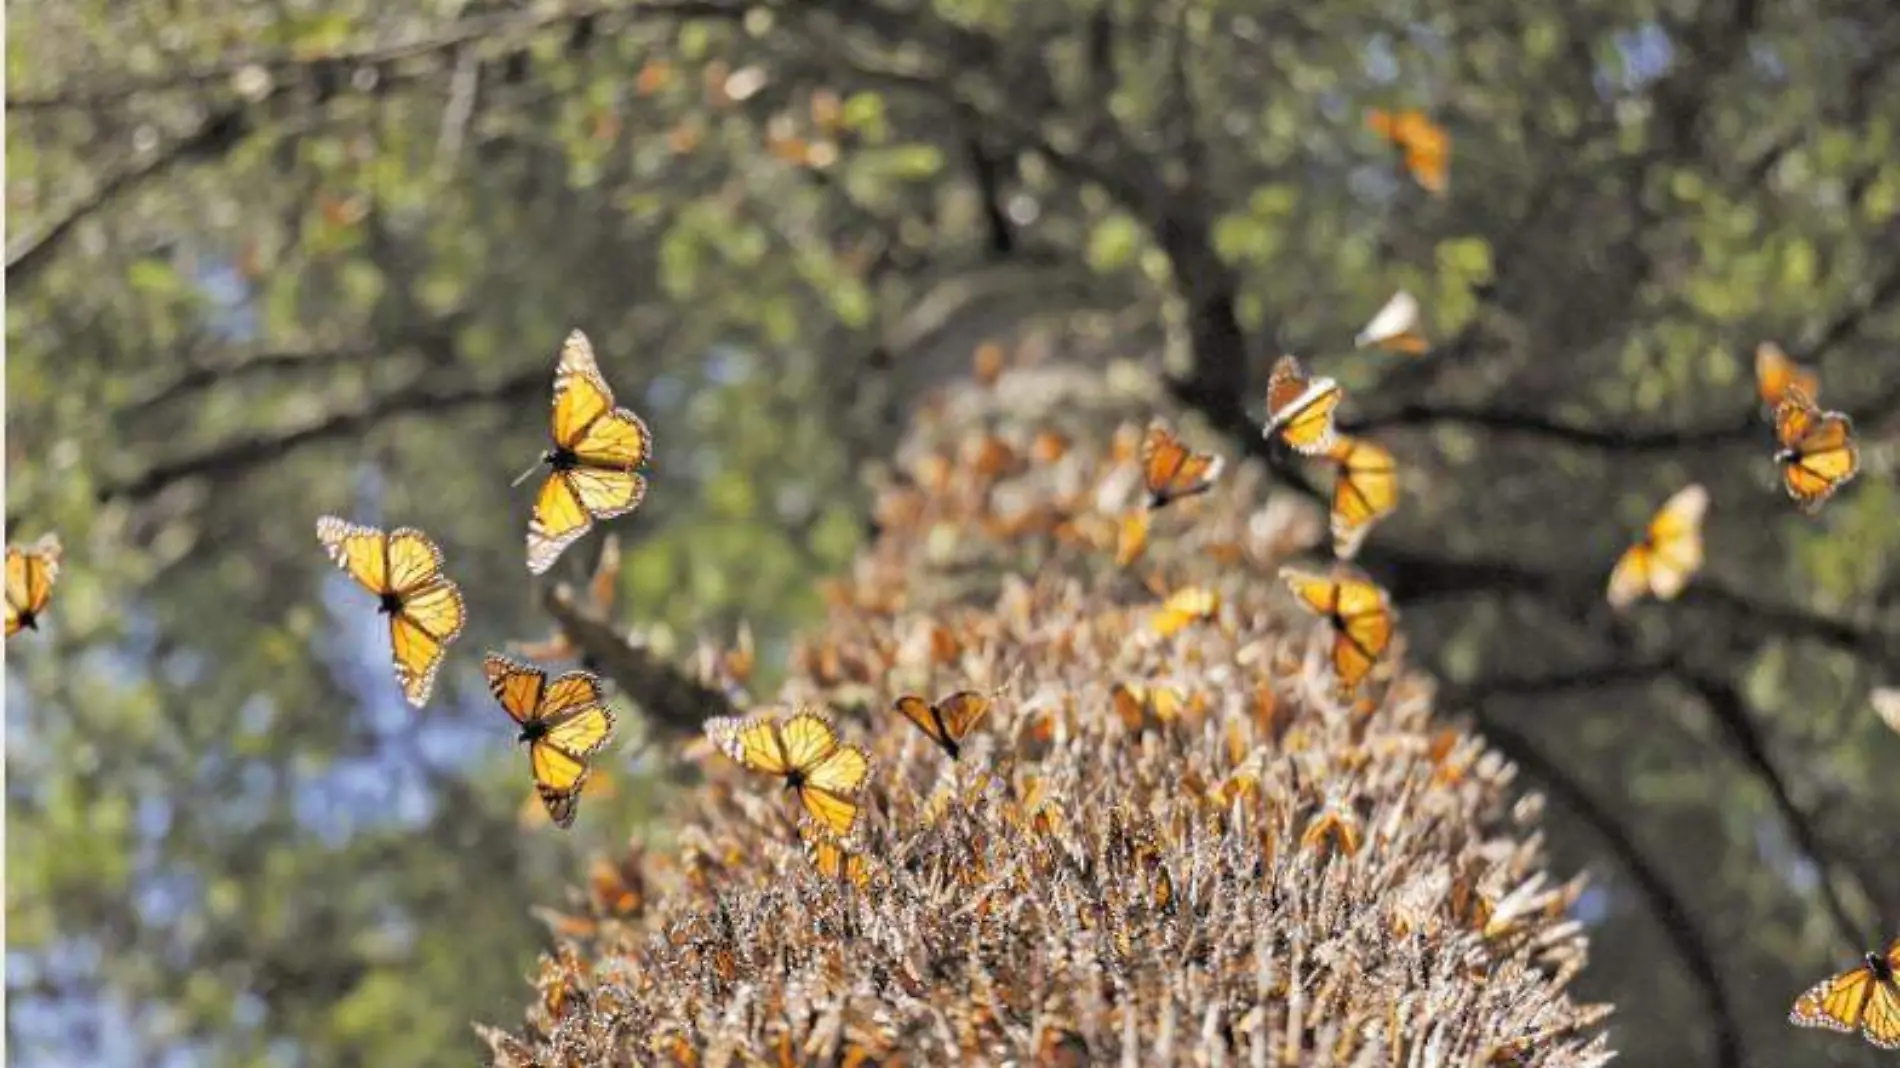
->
xmin=510 ymin=458 xmax=543 ymax=488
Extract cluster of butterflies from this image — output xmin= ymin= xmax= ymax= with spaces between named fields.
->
xmin=1111 ymin=327 xmax=1892 ymax=1052
xmin=304 ymin=329 xmax=651 ymax=827
xmin=6 ymin=312 xmax=1891 ymax=1047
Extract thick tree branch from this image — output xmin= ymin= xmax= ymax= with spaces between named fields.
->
xmin=1476 ymin=715 xmax=1742 ymax=1068
xmin=539 ymin=584 xmax=739 ymax=736
xmin=1677 ymin=670 xmax=1877 ymax=952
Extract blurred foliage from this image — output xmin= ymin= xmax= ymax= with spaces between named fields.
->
xmin=5 ymin=0 xmax=1899 ymax=1065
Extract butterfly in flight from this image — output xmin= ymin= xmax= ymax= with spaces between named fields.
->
xmin=5 ymin=533 xmax=62 ymax=639
xmin=1139 ymin=419 xmax=1224 ymax=509
xmin=315 ymin=518 xmax=466 ymax=707
xmin=1354 ymin=290 xmax=1429 ymax=355
xmin=705 ymin=708 xmax=871 ymax=838
xmin=1325 ymin=436 xmax=1399 ymax=560
xmin=1773 ymin=388 xmax=1859 ymax=513
xmin=1606 ymin=483 xmax=1709 ymax=609
xmin=525 ymin=330 xmax=652 ymax=576
xmin=1263 ymin=355 xmax=1343 ymax=455
xmin=1755 ymin=341 xmax=1819 ymax=415
xmin=893 ymin=689 xmax=991 ymax=760
xmin=1789 ymin=936 xmax=1900 ymax=1050
xmin=1365 ymin=108 xmax=1450 ymax=194
xmin=485 ymin=653 xmax=616 ymax=829
xmin=1280 ymin=566 xmax=1396 ymax=694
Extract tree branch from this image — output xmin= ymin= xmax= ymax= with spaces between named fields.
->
xmin=1676 ymin=669 xmax=1878 ymax=952
xmin=1475 ymin=714 xmax=1742 ymax=1068
xmin=539 ymin=584 xmax=739 ymax=736
xmin=6 ymin=105 xmax=251 ymax=286
xmin=99 ymin=367 xmax=543 ymax=502
xmin=5 ymin=1 xmax=744 ymax=112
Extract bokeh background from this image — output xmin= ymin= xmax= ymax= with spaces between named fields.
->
xmin=6 ymin=2 xmax=1898 ymax=1065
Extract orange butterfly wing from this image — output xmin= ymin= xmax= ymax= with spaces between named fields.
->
xmin=1327 ymin=437 xmax=1398 ymax=560
xmin=1140 ymin=420 xmax=1224 ymax=508
xmin=1774 ymin=390 xmax=1859 ymax=512
xmin=1264 ymin=355 xmax=1342 ymax=455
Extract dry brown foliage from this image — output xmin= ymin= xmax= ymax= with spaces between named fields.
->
xmin=482 ymin=350 xmax=1614 ymax=1067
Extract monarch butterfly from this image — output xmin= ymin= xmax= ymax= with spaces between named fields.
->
xmin=1354 ymin=290 xmax=1429 ymax=355
xmin=1280 ymin=566 xmax=1395 ymax=694
xmin=1789 ymin=937 xmax=1900 ymax=1050
xmin=1366 ymin=108 xmax=1450 ymax=194
xmin=315 ymin=518 xmax=466 ymax=707
xmin=1139 ymin=420 xmax=1224 ymax=509
xmin=484 ymin=653 xmax=617 ymax=829
xmin=893 ymin=690 xmax=991 ymax=760
xmin=1149 ymin=586 xmax=1219 ymax=638
xmin=802 ymin=824 xmax=871 ymax=889
xmin=1773 ymin=388 xmax=1859 ymax=513
xmin=705 ymin=708 xmax=870 ymax=837
xmin=1325 ymin=436 xmax=1399 ymax=560
xmin=1606 ymin=484 xmax=1708 ymax=609
xmin=1755 ymin=341 xmax=1819 ymax=414
xmin=5 ymin=533 xmax=62 ymax=639
xmin=525 ymin=330 xmax=652 ymax=576
xmin=1263 ymin=355 xmax=1343 ymax=455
